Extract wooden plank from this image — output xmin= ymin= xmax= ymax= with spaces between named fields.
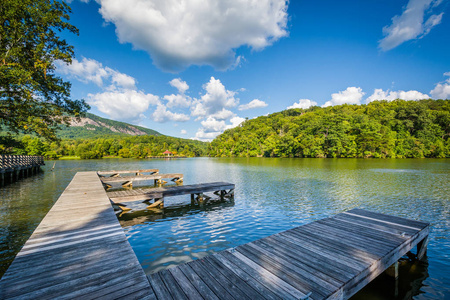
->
xmin=220 ymin=251 xmax=298 ymax=299
xmin=101 ymin=173 xmax=183 ymax=183
xmin=0 ymin=172 xmax=152 ymax=299
xmin=203 ymin=255 xmax=266 ymax=299
xmin=348 ymin=208 xmax=429 ymax=229
xmin=168 ymin=267 xmax=204 ymax=300
xmin=177 ymin=264 xmax=219 ymax=300
xmin=148 ymin=273 xmax=173 ymax=300
xmin=212 ymin=253 xmax=281 ymax=300
xmin=243 ymin=242 xmax=341 ymax=296
xmin=97 ymin=169 xmax=159 ymax=175
xmin=236 ymin=244 xmax=329 ymax=299
xmin=195 ymin=258 xmax=251 ymax=300
xmin=187 ymin=260 xmax=235 ymax=300
xmin=159 ymin=269 xmax=189 ymax=300
xmin=229 ymin=250 xmax=308 ymax=299
xmin=108 ymin=182 xmax=235 ymax=203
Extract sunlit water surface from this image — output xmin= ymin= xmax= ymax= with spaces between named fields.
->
xmin=0 ymin=158 xmax=449 ymax=299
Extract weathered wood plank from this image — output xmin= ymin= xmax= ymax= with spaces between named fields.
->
xmin=0 ymin=172 xmax=152 ymax=299
xmin=97 ymin=169 xmax=159 ymax=175
xmin=108 ymin=182 xmax=235 ymax=203
xmin=101 ymin=173 xmax=183 ymax=183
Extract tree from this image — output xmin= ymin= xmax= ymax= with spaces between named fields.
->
xmin=0 ymin=0 xmax=89 ymax=141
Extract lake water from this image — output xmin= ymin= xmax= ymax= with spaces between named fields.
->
xmin=0 ymin=158 xmax=449 ymax=299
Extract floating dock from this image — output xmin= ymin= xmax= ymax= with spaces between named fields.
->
xmin=108 ymin=182 xmax=235 ymax=208
xmin=0 ymin=171 xmax=430 ymax=299
xmin=100 ymin=173 xmax=183 ymax=187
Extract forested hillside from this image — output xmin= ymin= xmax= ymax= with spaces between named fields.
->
xmin=15 ymin=134 xmax=206 ymax=159
xmin=209 ymin=100 xmax=450 ymax=158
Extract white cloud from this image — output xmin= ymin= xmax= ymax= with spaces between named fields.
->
xmin=180 ymin=129 xmax=187 ymax=135
xmin=379 ymin=0 xmax=444 ymax=51
xmin=366 ymin=89 xmax=430 ymax=102
xmin=88 ymin=90 xmax=159 ymax=120
xmin=430 ymin=72 xmax=450 ymax=99
xmin=194 ymin=116 xmax=245 ymax=141
xmin=287 ymin=99 xmax=317 ymax=109
xmin=322 ymin=87 xmax=365 ymax=107
xmin=56 ymin=58 xmax=136 ymax=90
xmin=191 ymin=77 xmax=238 ymax=118
xmin=163 ymin=94 xmax=192 ymax=108
xmin=97 ymin=0 xmax=289 ymax=71
xmin=211 ymin=109 xmax=235 ymax=120
xmin=226 ymin=116 xmax=246 ymax=129
xmin=169 ymin=78 xmax=189 ymax=94
xmin=201 ymin=117 xmax=227 ymax=133
xmin=238 ymin=99 xmax=268 ymax=110
xmin=152 ymin=104 xmax=190 ymax=123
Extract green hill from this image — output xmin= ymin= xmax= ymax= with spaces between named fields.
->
xmin=209 ymin=99 xmax=450 ymax=158
xmin=57 ymin=113 xmax=161 ymax=139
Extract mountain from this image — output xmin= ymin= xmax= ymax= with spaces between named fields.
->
xmin=57 ymin=113 xmax=161 ymax=139
xmin=209 ymin=99 xmax=450 ymax=158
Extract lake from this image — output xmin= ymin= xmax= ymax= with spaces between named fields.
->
xmin=0 ymin=158 xmax=449 ymax=299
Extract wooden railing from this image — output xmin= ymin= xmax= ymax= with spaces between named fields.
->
xmin=0 ymin=155 xmax=45 ymax=171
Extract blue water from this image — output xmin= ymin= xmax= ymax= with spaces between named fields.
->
xmin=0 ymin=158 xmax=449 ymax=299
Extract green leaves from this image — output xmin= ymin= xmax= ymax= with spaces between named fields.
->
xmin=209 ymin=100 xmax=450 ymax=158
xmin=0 ymin=0 xmax=89 ymax=141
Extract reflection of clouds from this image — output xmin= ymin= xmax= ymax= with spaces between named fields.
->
xmin=100 ymin=157 xmax=449 ymax=297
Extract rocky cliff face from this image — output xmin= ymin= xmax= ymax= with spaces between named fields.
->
xmin=68 ymin=116 xmax=150 ymax=136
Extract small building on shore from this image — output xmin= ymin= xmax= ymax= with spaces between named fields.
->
xmin=163 ymin=150 xmax=173 ymax=157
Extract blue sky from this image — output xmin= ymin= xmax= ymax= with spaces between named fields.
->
xmin=57 ymin=0 xmax=450 ymax=140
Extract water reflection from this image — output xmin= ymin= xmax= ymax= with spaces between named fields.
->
xmin=0 ymin=158 xmax=449 ymax=298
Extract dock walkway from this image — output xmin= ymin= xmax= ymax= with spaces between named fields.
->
xmin=147 ymin=208 xmax=429 ymax=300
xmin=0 ymin=172 xmax=153 ymax=299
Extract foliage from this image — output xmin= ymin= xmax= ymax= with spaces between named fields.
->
xmin=0 ymin=0 xmax=89 ymax=141
xmin=8 ymin=134 xmax=207 ymax=159
xmin=209 ymin=99 xmax=450 ymax=158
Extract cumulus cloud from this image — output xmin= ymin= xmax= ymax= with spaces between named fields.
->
xmin=322 ymin=87 xmax=365 ymax=107
xmin=430 ymin=72 xmax=450 ymax=99
xmin=238 ymin=99 xmax=268 ymax=110
xmin=194 ymin=116 xmax=245 ymax=141
xmin=88 ymin=90 xmax=159 ymax=120
xmin=366 ymin=89 xmax=430 ymax=102
xmin=152 ymin=104 xmax=190 ymax=123
xmin=287 ymin=99 xmax=317 ymax=109
xmin=379 ymin=0 xmax=444 ymax=51
xmin=169 ymin=78 xmax=189 ymax=94
xmin=96 ymin=0 xmax=289 ymax=71
xmin=56 ymin=58 xmax=136 ymax=90
xmin=180 ymin=129 xmax=187 ymax=135
xmin=191 ymin=77 xmax=238 ymax=118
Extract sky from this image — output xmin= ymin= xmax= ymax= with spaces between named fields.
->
xmin=57 ymin=0 xmax=450 ymax=140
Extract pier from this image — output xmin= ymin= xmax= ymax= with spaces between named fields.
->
xmin=0 ymin=155 xmax=44 ymax=186
xmin=108 ymin=182 xmax=235 ymax=209
xmin=100 ymin=172 xmax=183 ymax=187
xmin=0 ymin=171 xmax=430 ymax=299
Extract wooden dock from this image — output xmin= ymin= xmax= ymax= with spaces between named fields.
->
xmin=146 ymin=208 xmax=429 ymax=300
xmin=0 ymin=155 xmax=45 ymax=186
xmin=100 ymin=173 xmax=183 ymax=187
xmin=108 ymin=182 xmax=235 ymax=209
xmin=0 ymin=172 xmax=153 ymax=299
xmin=0 ymin=170 xmax=430 ymax=300
xmin=97 ymin=169 xmax=159 ymax=176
